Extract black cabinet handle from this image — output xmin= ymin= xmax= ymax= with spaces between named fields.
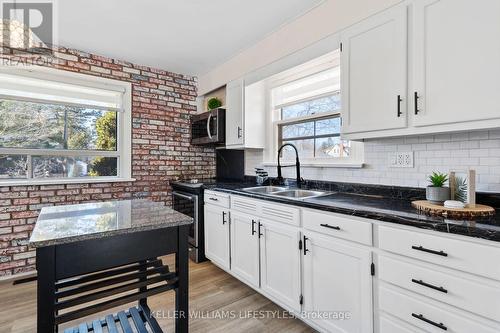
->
xmin=414 ymin=91 xmax=420 ymax=115
xmin=320 ymin=223 xmax=341 ymax=230
xmin=209 ymin=197 xmax=218 ymax=201
xmin=252 ymin=220 xmax=256 ymax=235
xmin=397 ymin=95 xmax=403 ymax=117
xmin=237 ymin=126 xmax=242 ymax=138
xmin=222 ymin=211 xmax=227 ymax=224
xmin=412 ymin=313 xmax=447 ymax=331
xmin=303 ymin=236 xmax=310 ymax=255
xmin=411 ymin=279 xmax=448 ymax=293
xmin=412 ymin=245 xmax=448 ymax=257
xmin=258 ymin=222 xmax=263 ymax=238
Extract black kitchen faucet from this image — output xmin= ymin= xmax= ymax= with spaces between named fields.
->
xmin=276 ymin=143 xmax=303 ymax=188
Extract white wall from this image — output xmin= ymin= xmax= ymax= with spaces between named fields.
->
xmin=198 ymin=0 xmax=402 ymax=95
xmin=245 ymin=130 xmax=500 ymax=192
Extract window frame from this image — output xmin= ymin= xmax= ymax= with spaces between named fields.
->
xmin=0 ymin=65 xmax=133 ymax=186
xmin=263 ymin=56 xmax=363 ymax=168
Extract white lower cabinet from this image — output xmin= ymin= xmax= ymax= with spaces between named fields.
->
xmin=229 ymin=211 xmax=260 ymax=288
xmin=379 ymin=285 xmax=499 ymax=333
xmin=204 ymin=203 xmax=230 ymax=270
xmin=303 ymin=231 xmax=373 ymax=333
xmin=259 ymin=219 xmax=301 ymax=312
xmin=205 ymin=192 xmax=500 ymax=333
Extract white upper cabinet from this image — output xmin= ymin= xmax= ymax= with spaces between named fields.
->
xmin=341 ymin=4 xmax=408 ymax=135
xmin=225 ymin=79 xmax=266 ymax=149
xmin=412 ymin=0 xmax=500 ymax=127
xmin=225 ymin=79 xmax=244 ymax=147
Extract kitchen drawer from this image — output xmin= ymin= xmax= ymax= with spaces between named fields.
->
xmin=231 ymin=195 xmax=259 ymax=215
xmin=303 ymin=209 xmax=372 ymax=245
xmin=204 ymin=191 xmax=230 ymax=208
xmin=231 ymin=195 xmax=300 ymax=226
xmin=260 ymin=200 xmax=300 ymax=226
xmin=379 ymin=286 xmax=499 ymax=333
xmin=379 ymin=315 xmax=426 ymax=333
xmin=378 ymin=225 xmax=500 ymax=281
xmin=379 ymin=255 xmax=500 ymax=322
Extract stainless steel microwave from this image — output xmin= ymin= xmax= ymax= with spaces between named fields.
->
xmin=191 ymin=108 xmax=225 ymax=145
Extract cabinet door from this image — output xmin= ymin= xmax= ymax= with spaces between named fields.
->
xmin=259 ymin=220 xmax=301 ymax=312
xmin=225 ymin=79 xmax=244 ymax=146
xmin=303 ymin=232 xmax=373 ymax=333
xmin=413 ymin=0 xmax=500 ymax=127
xmin=204 ymin=204 xmax=230 ymax=270
xmin=341 ymin=4 xmax=407 ymax=134
xmin=230 ymin=211 xmax=260 ymax=287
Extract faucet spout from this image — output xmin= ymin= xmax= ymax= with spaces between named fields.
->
xmin=277 ymin=143 xmax=302 ymax=188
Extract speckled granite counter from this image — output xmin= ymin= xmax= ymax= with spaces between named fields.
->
xmin=29 ymin=199 xmax=193 ymax=247
xmin=206 ymin=181 xmax=500 ymax=243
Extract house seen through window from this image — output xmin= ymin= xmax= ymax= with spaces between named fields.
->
xmin=271 ymin=52 xmax=353 ymax=162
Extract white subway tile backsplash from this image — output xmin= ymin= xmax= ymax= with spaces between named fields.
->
xmin=245 ymin=130 xmax=500 ymax=192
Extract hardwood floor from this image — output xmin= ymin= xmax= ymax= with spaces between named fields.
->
xmin=0 ymin=255 xmax=315 ymax=333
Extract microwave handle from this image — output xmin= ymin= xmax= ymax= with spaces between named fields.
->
xmin=206 ymin=113 xmax=213 ymax=140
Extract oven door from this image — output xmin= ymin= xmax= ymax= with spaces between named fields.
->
xmin=172 ymin=191 xmax=198 ymax=247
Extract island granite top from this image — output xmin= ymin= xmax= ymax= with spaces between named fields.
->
xmin=29 ymin=199 xmax=192 ymax=248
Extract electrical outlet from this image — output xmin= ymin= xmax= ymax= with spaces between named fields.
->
xmin=389 ymin=152 xmax=414 ymax=168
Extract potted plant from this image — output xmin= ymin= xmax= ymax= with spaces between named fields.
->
xmin=207 ymin=97 xmax=222 ymax=110
xmin=426 ymin=172 xmax=451 ymax=204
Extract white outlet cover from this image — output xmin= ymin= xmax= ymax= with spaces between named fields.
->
xmin=389 ymin=152 xmax=414 ymax=168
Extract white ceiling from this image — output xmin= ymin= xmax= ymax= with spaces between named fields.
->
xmin=57 ymin=0 xmax=323 ymax=76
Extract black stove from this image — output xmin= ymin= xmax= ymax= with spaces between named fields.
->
xmin=170 ymin=178 xmax=220 ymax=263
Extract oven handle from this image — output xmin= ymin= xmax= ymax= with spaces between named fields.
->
xmin=173 ymin=191 xmax=196 ymax=201
xmin=206 ymin=113 xmax=213 ymax=140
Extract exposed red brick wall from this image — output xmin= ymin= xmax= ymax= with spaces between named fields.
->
xmin=0 ymin=48 xmax=215 ymax=278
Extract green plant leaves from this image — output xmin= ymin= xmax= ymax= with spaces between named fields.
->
xmin=428 ymin=171 xmax=448 ymax=187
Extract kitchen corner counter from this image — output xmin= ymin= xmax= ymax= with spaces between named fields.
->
xmin=206 ymin=182 xmax=500 ymax=243
xmin=29 ymin=199 xmax=193 ymax=248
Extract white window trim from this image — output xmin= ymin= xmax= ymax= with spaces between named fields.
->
xmin=262 ymin=54 xmax=364 ymax=168
xmin=0 ymin=65 xmax=134 ymax=187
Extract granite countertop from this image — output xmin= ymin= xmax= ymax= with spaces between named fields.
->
xmin=206 ymin=182 xmax=500 ymax=242
xmin=29 ymin=199 xmax=193 ymax=248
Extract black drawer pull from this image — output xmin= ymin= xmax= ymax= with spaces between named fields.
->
xmin=209 ymin=197 xmax=219 ymax=201
xmin=412 ymin=313 xmax=447 ymax=331
xmin=252 ymin=220 xmax=256 ymax=235
xmin=258 ymin=222 xmax=263 ymax=238
xmin=412 ymin=245 xmax=448 ymax=257
xmin=411 ymin=279 xmax=448 ymax=293
xmin=320 ymin=223 xmax=341 ymax=230
xmin=222 ymin=211 xmax=227 ymax=224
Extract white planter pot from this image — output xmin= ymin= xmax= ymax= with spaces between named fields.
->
xmin=426 ymin=186 xmax=450 ymax=204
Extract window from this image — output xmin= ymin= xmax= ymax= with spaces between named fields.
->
xmin=278 ymin=103 xmax=350 ymax=160
xmin=269 ymin=51 xmax=362 ymax=166
xmin=0 ymin=66 xmax=132 ymax=184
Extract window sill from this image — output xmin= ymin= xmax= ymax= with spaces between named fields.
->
xmin=0 ymin=177 xmax=136 ymax=187
xmin=262 ymin=161 xmax=364 ymax=168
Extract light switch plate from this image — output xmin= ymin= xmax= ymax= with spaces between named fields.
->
xmin=389 ymin=152 xmax=414 ymax=168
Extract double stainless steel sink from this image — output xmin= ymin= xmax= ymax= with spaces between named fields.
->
xmin=241 ymin=186 xmax=331 ymax=200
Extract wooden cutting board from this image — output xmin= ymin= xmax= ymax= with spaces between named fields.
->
xmin=412 ymin=200 xmax=495 ymax=219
